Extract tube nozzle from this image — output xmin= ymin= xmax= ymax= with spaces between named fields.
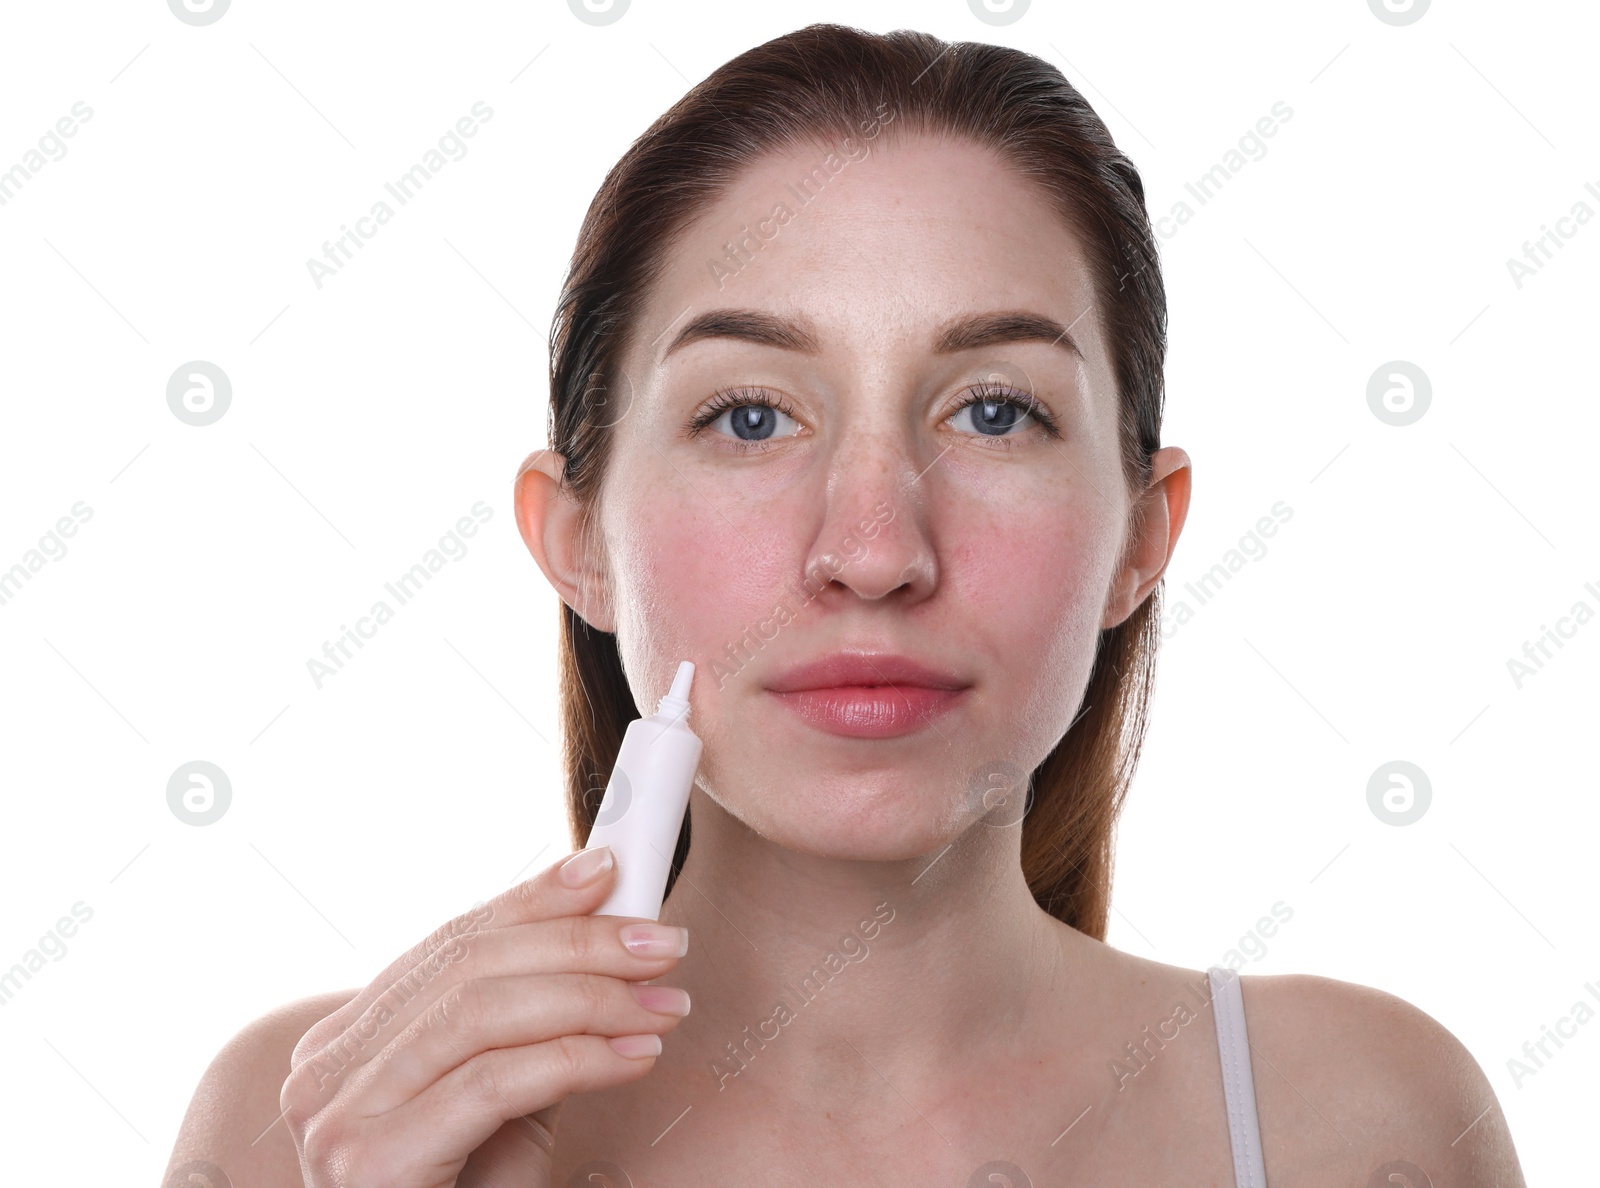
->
xmin=657 ymin=660 xmax=695 ymax=720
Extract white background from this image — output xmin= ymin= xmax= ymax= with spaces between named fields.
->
xmin=0 ymin=0 xmax=1593 ymax=1183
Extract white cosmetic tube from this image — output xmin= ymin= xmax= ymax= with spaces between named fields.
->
xmin=585 ymin=660 xmax=701 ymax=920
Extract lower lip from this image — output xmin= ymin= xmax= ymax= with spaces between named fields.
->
xmin=768 ymin=685 xmax=968 ymax=738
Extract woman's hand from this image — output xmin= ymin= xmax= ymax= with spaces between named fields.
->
xmin=279 ymin=846 xmax=689 ymax=1187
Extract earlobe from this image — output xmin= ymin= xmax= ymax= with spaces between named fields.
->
xmin=513 ymin=449 xmax=616 ymax=633
xmin=1100 ymin=446 xmax=1193 ymax=630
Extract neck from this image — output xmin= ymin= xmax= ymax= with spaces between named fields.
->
xmin=654 ymin=787 xmax=1081 ymax=1105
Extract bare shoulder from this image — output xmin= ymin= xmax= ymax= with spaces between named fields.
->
xmin=1237 ymin=971 xmax=1526 ymax=1187
xmin=163 ymin=988 xmax=359 ymax=1187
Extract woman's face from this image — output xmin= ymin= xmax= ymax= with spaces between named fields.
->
xmin=583 ymin=131 xmax=1162 ymax=860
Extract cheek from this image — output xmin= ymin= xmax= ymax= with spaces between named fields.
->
xmin=606 ymin=487 xmax=804 ymax=683
xmin=943 ymin=482 xmax=1122 ymax=731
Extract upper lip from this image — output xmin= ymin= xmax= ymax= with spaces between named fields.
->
xmin=766 ymin=651 xmax=971 ymax=693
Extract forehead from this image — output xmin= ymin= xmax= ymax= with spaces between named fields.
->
xmin=622 ymin=132 xmax=1110 ymax=379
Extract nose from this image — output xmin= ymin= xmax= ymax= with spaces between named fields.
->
xmin=802 ymin=427 xmax=938 ymax=605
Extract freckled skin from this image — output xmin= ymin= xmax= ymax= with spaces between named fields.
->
xmin=596 ymin=133 xmax=1150 ymax=861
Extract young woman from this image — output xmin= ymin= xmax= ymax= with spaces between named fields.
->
xmin=167 ymin=23 xmax=1525 ymax=1187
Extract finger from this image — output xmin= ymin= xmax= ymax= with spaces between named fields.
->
xmin=285 ymin=907 xmax=687 ymax=1113
xmin=454 ymin=1109 xmax=558 ymax=1188
xmin=292 ymin=845 xmax=621 ymax=1069
xmin=286 ymin=916 xmax=686 ymax=1110
xmin=346 ymin=972 xmax=690 ymax=1115
xmin=366 ymin=1032 xmax=667 ymax=1174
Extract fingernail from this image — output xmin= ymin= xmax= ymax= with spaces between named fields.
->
xmin=619 ymin=922 xmax=689 ymax=957
xmin=559 ymin=846 xmax=614 ymax=887
xmin=608 ymin=1033 xmax=663 ymax=1058
xmin=629 ymin=983 xmax=692 ymax=1016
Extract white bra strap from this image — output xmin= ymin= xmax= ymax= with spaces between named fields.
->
xmin=1209 ymin=965 xmax=1268 ymax=1188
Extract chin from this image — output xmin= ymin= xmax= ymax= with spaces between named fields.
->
xmin=721 ymin=769 xmax=976 ymax=864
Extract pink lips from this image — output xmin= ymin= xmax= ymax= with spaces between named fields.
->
xmin=766 ymin=652 xmax=970 ymax=739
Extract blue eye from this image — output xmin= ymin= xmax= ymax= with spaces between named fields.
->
xmin=689 ymin=387 xmax=801 ymax=446
xmin=716 ymin=403 xmax=795 ymax=442
xmin=687 ymin=383 xmax=1059 ymax=448
xmin=948 ymin=384 xmax=1059 ymax=439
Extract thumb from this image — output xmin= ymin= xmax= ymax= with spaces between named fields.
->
xmin=456 ymin=1102 xmax=562 ymax=1188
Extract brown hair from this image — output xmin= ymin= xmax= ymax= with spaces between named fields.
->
xmin=545 ymin=22 xmax=1166 ymax=940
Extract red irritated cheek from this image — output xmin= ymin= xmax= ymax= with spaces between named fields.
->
xmin=943 ymin=493 xmax=1116 ymax=635
xmin=608 ymin=492 xmax=804 ymax=670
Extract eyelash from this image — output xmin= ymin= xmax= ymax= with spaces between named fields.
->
xmin=686 ymin=387 xmax=802 ymax=442
xmin=686 ymin=383 xmax=1061 ymax=447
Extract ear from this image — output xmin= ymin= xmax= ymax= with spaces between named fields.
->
xmin=514 ymin=449 xmax=616 ymax=633
xmin=1101 ymin=445 xmax=1192 ymax=630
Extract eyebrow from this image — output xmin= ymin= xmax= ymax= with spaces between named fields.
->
xmin=658 ymin=308 xmax=1084 ymax=363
